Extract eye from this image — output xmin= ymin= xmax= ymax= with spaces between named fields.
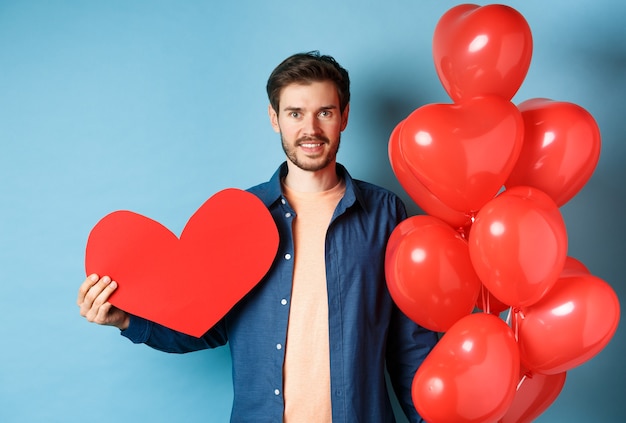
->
xmin=289 ymin=111 xmax=301 ymax=118
xmin=319 ymin=110 xmax=333 ymax=118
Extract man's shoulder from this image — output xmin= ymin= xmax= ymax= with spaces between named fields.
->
xmin=352 ymin=178 xmax=402 ymax=202
xmin=348 ymin=178 xmax=408 ymax=224
xmin=246 ymin=180 xmax=275 ymax=207
xmin=245 ymin=164 xmax=286 ymax=206
xmin=336 ymin=163 xmax=396 ymax=199
xmin=246 ymin=180 xmax=270 ymax=194
xmin=350 ymin=177 xmax=407 ymax=217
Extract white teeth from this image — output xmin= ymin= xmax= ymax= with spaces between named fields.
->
xmin=302 ymin=143 xmax=321 ymax=148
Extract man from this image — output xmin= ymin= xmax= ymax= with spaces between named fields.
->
xmin=78 ymin=51 xmax=438 ymax=422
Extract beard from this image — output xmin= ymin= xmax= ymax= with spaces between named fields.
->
xmin=281 ymin=133 xmax=341 ymax=172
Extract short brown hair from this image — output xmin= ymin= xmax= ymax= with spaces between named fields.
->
xmin=266 ymin=51 xmax=350 ymax=114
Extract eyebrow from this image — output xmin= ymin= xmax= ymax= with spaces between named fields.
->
xmin=282 ymin=105 xmax=338 ymax=112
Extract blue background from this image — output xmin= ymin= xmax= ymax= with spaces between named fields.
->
xmin=1 ymin=1 xmax=624 ymax=421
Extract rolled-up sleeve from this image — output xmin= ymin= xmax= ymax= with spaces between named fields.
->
xmin=121 ymin=314 xmax=228 ymax=353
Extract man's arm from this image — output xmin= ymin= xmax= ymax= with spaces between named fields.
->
xmin=386 ymin=306 xmax=439 ymax=423
xmin=77 ymin=274 xmax=228 ymax=353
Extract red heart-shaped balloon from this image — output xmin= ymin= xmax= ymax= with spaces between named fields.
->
xmin=388 ymin=120 xmax=472 ymax=228
xmin=385 ymin=215 xmax=481 ymax=332
xmin=516 ymin=274 xmax=620 ymax=374
xmin=468 ymin=186 xmax=568 ymax=308
xmin=499 ymin=369 xmax=566 ymax=423
xmin=412 ymin=313 xmax=520 ymax=423
xmin=433 ymin=4 xmax=533 ymax=102
xmin=85 ymin=188 xmax=279 ymax=337
xmin=399 ymin=96 xmax=524 ymax=213
xmin=505 ymin=98 xmax=602 ymax=206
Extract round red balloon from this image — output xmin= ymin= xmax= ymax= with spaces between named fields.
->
xmin=400 ymin=96 xmax=523 ymax=214
xmin=433 ymin=4 xmax=533 ymax=102
xmin=468 ymin=186 xmax=567 ymax=307
xmin=506 ymin=98 xmax=601 ymax=206
xmin=413 ymin=313 xmax=519 ymax=422
xmin=388 ymin=120 xmax=472 ymax=228
xmin=499 ymin=370 xmax=566 ymax=423
xmin=517 ymin=274 xmax=620 ymax=374
xmin=385 ymin=215 xmax=481 ymax=332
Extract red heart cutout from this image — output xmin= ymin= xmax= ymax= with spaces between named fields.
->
xmin=433 ymin=4 xmax=533 ymax=102
xmin=505 ymin=98 xmax=601 ymax=206
xmin=399 ymin=96 xmax=524 ymax=213
xmin=85 ymin=188 xmax=279 ymax=337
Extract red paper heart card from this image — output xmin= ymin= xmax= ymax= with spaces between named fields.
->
xmin=85 ymin=188 xmax=279 ymax=337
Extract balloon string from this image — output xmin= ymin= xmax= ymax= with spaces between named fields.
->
xmin=481 ymin=284 xmax=489 ymax=314
xmin=516 ymin=374 xmax=527 ymax=391
xmin=486 ymin=287 xmax=491 ymax=314
xmin=510 ymin=308 xmax=524 ymax=342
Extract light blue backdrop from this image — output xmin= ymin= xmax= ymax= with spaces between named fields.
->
xmin=1 ymin=1 xmax=624 ymax=422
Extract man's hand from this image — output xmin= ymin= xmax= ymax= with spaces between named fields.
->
xmin=77 ymin=274 xmax=130 ymax=330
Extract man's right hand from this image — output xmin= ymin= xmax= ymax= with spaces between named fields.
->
xmin=77 ymin=274 xmax=130 ymax=330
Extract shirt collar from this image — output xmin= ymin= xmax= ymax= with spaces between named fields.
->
xmin=255 ymin=162 xmax=365 ymax=213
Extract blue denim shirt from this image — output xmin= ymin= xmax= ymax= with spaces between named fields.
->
xmin=121 ymin=162 xmax=437 ymax=422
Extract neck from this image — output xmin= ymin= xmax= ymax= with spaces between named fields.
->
xmin=284 ymin=161 xmax=339 ymax=193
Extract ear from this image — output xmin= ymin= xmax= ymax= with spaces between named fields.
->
xmin=268 ymin=104 xmax=280 ymax=133
xmin=340 ymin=103 xmax=350 ymax=131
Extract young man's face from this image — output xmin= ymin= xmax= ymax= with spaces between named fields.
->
xmin=269 ymin=80 xmax=349 ymax=172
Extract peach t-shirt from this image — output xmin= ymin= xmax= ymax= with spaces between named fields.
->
xmin=281 ymin=179 xmax=346 ymax=423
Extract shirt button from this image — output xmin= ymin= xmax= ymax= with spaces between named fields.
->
xmin=281 ymin=298 xmax=288 ymax=306
xmin=281 ymin=198 xmax=286 ymax=205
xmin=285 ymin=212 xmax=292 ymax=218
xmin=276 ymin=343 xmax=282 ymax=350
xmin=274 ymin=389 xmax=280 ymax=396
xmin=284 ymin=253 xmax=292 ymax=260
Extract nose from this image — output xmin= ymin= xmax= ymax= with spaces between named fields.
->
xmin=302 ymin=114 xmax=321 ymax=136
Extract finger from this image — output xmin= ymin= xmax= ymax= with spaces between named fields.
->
xmin=97 ymin=280 xmax=118 ymax=306
xmin=88 ymin=280 xmax=118 ymax=317
xmin=77 ymin=274 xmax=100 ymax=305
xmin=79 ymin=276 xmax=113 ymax=317
xmin=94 ymin=301 xmax=114 ymax=325
xmin=83 ymin=280 xmax=117 ymax=323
